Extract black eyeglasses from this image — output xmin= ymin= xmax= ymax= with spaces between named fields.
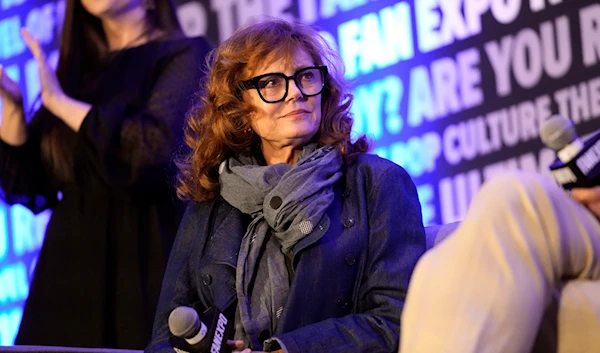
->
xmin=239 ymin=65 xmax=328 ymax=103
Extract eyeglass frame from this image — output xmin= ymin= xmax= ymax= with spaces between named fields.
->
xmin=238 ymin=65 xmax=328 ymax=103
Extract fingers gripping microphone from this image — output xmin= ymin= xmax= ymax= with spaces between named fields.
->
xmin=168 ymin=305 xmax=234 ymax=353
xmin=540 ymin=115 xmax=600 ymax=189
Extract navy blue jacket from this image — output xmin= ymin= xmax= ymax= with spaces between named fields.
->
xmin=146 ymin=154 xmax=426 ymax=353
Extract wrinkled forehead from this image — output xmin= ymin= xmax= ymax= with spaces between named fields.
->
xmin=246 ymin=44 xmax=318 ymax=77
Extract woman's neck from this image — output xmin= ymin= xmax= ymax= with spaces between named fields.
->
xmin=101 ymin=10 xmax=155 ymax=51
xmin=262 ymin=144 xmax=302 ymax=166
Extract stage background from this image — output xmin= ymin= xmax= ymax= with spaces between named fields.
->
xmin=1 ymin=0 xmax=599 ymax=345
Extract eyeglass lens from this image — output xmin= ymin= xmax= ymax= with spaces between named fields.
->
xmin=257 ymin=67 xmax=324 ymax=102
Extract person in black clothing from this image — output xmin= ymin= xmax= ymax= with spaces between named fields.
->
xmin=0 ymin=0 xmax=211 ymax=348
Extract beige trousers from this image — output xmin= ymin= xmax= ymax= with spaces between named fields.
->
xmin=400 ymin=172 xmax=600 ymax=353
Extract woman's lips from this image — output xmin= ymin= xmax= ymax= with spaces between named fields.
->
xmin=282 ymin=110 xmax=310 ymax=118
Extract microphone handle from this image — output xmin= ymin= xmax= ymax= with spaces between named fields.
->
xmin=170 ymin=305 xmax=235 ymax=353
xmin=549 ymin=129 xmax=600 ymax=189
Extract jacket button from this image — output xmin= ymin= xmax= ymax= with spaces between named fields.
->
xmin=343 ymin=217 xmax=355 ymax=228
xmin=202 ymin=274 xmax=212 ymax=285
xmin=345 ymin=254 xmax=356 ymax=266
xmin=270 ymin=196 xmax=283 ymax=209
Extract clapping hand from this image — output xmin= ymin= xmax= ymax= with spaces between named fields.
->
xmin=20 ymin=28 xmax=66 ymax=115
xmin=0 ymin=64 xmax=27 ymax=145
xmin=0 ymin=64 xmax=24 ymax=110
xmin=19 ymin=27 xmax=91 ymax=131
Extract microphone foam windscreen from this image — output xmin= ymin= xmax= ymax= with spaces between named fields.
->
xmin=540 ymin=115 xmax=577 ymax=151
xmin=169 ymin=306 xmax=201 ymax=338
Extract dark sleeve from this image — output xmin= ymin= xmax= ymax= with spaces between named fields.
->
xmin=0 ymin=108 xmax=59 ymax=213
xmin=272 ymin=164 xmax=426 ymax=353
xmin=146 ymin=201 xmax=209 ymax=353
xmin=76 ymin=38 xmax=212 ymax=193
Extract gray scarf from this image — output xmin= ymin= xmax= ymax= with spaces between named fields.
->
xmin=219 ymin=143 xmax=343 ymax=348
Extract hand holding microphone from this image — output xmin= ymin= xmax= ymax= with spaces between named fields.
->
xmin=168 ymin=305 xmax=235 ymax=353
xmin=541 ymin=115 xmax=600 ymax=219
xmin=540 ymin=114 xmax=600 ymax=189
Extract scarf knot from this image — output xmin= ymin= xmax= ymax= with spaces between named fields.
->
xmin=219 ymin=143 xmax=343 ymax=349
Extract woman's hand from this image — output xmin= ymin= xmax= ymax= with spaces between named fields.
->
xmin=571 ymin=186 xmax=600 ymax=219
xmin=0 ymin=64 xmax=27 ymax=145
xmin=228 ymin=340 xmax=246 ymax=351
xmin=228 ymin=340 xmax=283 ymax=353
xmin=21 ymin=28 xmax=91 ymax=131
xmin=0 ymin=64 xmax=23 ymax=108
xmin=21 ymin=28 xmax=66 ymax=113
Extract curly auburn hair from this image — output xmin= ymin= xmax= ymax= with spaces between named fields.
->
xmin=176 ymin=18 xmax=369 ymax=202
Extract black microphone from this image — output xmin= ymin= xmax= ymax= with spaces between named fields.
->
xmin=540 ymin=115 xmax=600 ymax=189
xmin=168 ymin=304 xmax=235 ymax=353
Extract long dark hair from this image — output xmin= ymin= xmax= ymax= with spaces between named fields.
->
xmin=42 ymin=0 xmax=183 ymax=182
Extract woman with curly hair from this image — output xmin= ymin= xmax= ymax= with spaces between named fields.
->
xmin=147 ymin=18 xmax=425 ymax=353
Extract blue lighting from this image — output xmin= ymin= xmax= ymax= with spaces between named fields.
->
xmin=338 ymin=2 xmax=414 ymax=79
xmin=416 ymin=184 xmax=435 ymax=226
xmin=0 ymin=308 xmax=23 ymax=345
xmin=2 ymin=0 xmax=27 ymax=10
xmin=0 ymin=204 xmax=7 ymax=262
xmin=352 ymin=74 xmax=405 ymax=140
xmin=0 ymin=262 xmax=29 ymax=304
xmin=0 ymin=15 xmax=26 ymax=59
